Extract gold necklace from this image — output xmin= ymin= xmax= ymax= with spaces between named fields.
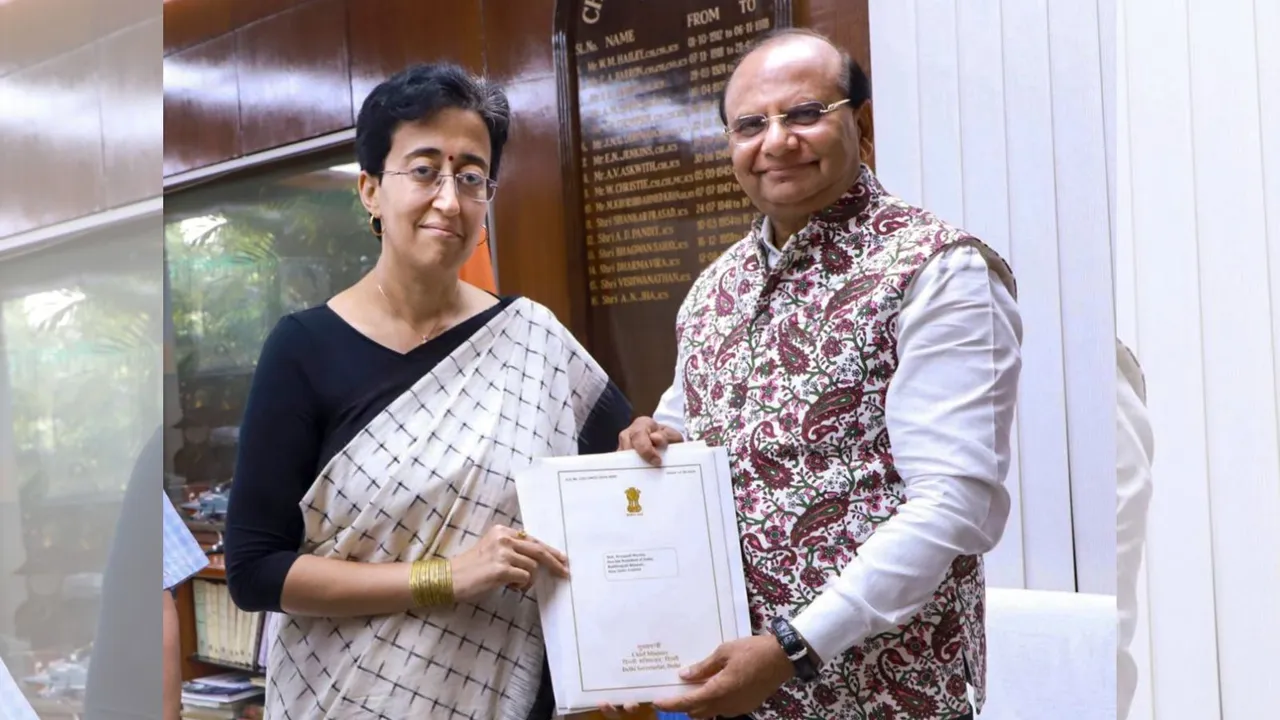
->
xmin=376 ymin=280 xmax=457 ymax=345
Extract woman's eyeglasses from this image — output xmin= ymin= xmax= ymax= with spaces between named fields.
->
xmin=381 ymin=166 xmax=498 ymax=202
xmin=724 ymin=98 xmax=852 ymax=145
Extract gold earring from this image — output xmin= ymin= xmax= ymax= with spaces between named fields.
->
xmin=368 ymin=214 xmax=383 ymax=238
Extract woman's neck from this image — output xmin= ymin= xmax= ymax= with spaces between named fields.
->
xmin=372 ymin=258 xmax=461 ymax=329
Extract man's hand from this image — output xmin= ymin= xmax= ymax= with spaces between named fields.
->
xmin=593 ymin=704 xmax=653 ymax=719
xmin=651 ymin=635 xmax=794 ymax=719
xmin=618 ymin=416 xmax=683 ymax=465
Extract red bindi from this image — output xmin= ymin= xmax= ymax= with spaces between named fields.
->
xmin=447 ymin=155 xmax=454 ymax=162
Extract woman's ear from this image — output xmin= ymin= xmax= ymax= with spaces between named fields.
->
xmin=357 ymin=170 xmax=381 ymax=217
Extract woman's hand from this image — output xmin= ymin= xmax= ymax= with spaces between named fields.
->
xmin=449 ymin=525 xmax=569 ymax=603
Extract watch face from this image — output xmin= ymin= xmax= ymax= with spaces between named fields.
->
xmin=769 ymin=616 xmax=818 ymax=681
xmin=772 ymin=620 xmax=801 ymax=652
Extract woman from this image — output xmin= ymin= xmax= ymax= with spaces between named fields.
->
xmin=224 ymin=62 xmax=631 ymax=720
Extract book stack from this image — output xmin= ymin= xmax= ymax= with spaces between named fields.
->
xmin=191 ymin=579 xmax=269 ymax=671
xmin=180 ymin=671 xmax=264 ymax=720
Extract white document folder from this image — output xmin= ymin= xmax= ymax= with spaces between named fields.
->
xmin=515 ymin=442 xmax=751 ymax=714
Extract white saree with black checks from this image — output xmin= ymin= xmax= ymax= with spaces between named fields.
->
xmin=264 ymin=298 xmax=630 ymax=720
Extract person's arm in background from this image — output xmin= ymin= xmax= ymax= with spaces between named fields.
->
xmin=163 ymin=493 xmax=211 ymax=720
xmin=1116 ymin=340 xmax=1154 ymax=720
xmin=0 ymin=654 xmax=39 ymax=720
xmin=162 ymin=591 xmax=183 ymax=719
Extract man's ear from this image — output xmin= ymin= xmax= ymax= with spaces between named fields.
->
xmin=855 ymin=101 xmax=876 ymax=166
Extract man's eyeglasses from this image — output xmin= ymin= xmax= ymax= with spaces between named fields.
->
xmin=724 ymin=98 xmax=852 ymax=145
xmin=381 ymin=166 xmax=498 ymax=202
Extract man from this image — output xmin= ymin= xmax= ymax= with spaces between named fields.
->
xmin=613 ymin=29 xmax=1021 ymax=720
xmin=1116 ymin=340 xmax=1153 ymax=719
xmin=163 ymin=492 xmax=209 ymax=720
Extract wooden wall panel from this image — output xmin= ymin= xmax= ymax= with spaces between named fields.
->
xmin=232 ymin=0 xmax=314 ymax=29
xmin=482 ymin=0 xmax=556 ymax=81
xmin=163 ymin=34 xmax=242 ymax=176
xmin=484 ymin=0 xmax=571 ymax=329
xmin=161 ymin=0 xmax=313 ymax=56
xmin=481 ymin=0 xmax=572 ymax=327
xmin=159 ymin=0 xmax=869 ymax=174
xmin=163 ymin=0 xmax=313 ymax=56
xmin=0 ymin=0 xmax=162 ymax=238
xmin=162 ymin=0 xmax=236 ymax=57
xmin=156 ymin=0 xmax=869 ymax=336
xmin=236 ymin=0 xmax=352 ymax=155
xmin=6 ymin=45 xmax=106 ymax=233
xmin=0 ymin=0 xmax=97 ymax=76
xmin=487 ymin=73 xmax=574 ymax=330
xmin=97 ymin=0 xmax=159 ymax=39
xmin=101 ymin=18 xmax=165 ymax=207
xmin=0 ymin=0 xmax=34 ymax=76
xmin=347 ymin=0 xmax=486 ymax=117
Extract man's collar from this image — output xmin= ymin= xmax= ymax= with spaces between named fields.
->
xmin=813 ymin=163 xmax=882 ymax=225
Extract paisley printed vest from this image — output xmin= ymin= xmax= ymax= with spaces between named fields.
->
xmin=675 ymin=167 xmax=1014 ymax=720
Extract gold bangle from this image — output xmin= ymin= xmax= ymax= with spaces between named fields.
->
xmin=411 ymin=559 xmax=430 ymax=607
xmin=410 ymin=558 xmax=454 ymax=608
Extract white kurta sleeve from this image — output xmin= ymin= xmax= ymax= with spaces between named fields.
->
xmin=792 ymin=243 xmax=1022 ymax=663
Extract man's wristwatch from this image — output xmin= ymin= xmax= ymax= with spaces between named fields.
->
xmin=767 ymin=616 xmax=819 ymax=682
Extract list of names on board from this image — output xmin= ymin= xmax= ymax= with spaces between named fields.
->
xmin=572 ymin=0 xmax=783 ymax=412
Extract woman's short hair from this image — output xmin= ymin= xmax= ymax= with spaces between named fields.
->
xmin=355 ymin=62 xmax=511 ymax=179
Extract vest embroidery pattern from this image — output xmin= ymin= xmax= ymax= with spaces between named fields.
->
xmin=676 ymin=168 xmax=1012 ymax=720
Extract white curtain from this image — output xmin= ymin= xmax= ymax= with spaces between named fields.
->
xmin=868 ymin=0 xmax=1117 ymax=594
xmin=1116 ymin=0 xmax=1280 ymax=718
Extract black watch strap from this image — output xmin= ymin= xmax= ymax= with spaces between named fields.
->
xmin=767 ymin=616 xmax=818 ymax=682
